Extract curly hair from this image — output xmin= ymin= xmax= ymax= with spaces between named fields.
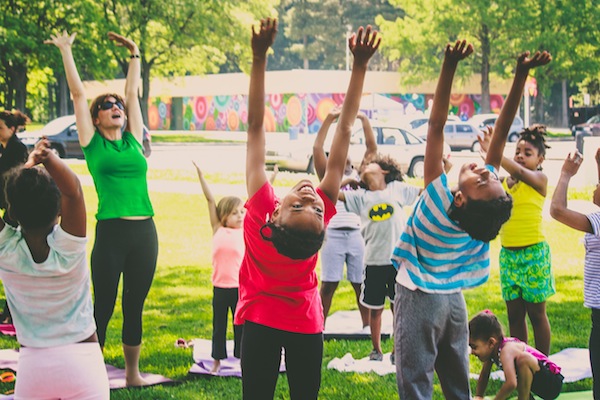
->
xmin=260 ymin=221 xmax=325 ymax=260
xmin=89 ymin=93 xmax=127 ymax=124
xmin=469 ymin=310 xmax=505 ymax=342
xmin=216 ymin=196 xmax=243 ymax=227
xmin=518 ymin=124 xmax=550 ymax=159
xmin=449 ymin=194 xmax=513 ymax=242
xmin=5 ymin=167 xmax=60 ymax=230
xmin=370 ymin=154 xmax=404 ymax=183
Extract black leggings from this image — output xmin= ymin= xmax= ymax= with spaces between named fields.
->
xmin=91 ymin=218 xmax=158 ymax=346
xmin=241 ymin=321 xmax=323 ymax=400
xmin=212 ymin=287 xmax=242 ymax=359
xmin=591 ymin=308 xmax=600 ymax=399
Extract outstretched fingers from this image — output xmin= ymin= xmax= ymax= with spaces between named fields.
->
xmin=44 ymin=30 xmax=76 ymax=47
xmin=445 ymin=39 xmax=473 ymax=62
xmin=251 ymin=18 xmax=278 ymax=55
xmin=349 ymin=25 xmax=381 ymax=62
xmin=518 ymin=50 xmax=552 ymax=71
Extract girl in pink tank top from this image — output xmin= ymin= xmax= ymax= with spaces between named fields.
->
xmin=469 ymin=310 xmax=563 ymax=400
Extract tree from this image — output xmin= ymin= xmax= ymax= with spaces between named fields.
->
xmin=101 ymin=0 xmax=277 ymax=124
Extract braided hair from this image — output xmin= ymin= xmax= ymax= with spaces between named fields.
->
xmin=260 ymin=221 xmax=325 ymax=260
xmin=518 ymin=124 xmax=550 ymax=164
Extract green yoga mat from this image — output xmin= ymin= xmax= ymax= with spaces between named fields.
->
xmin=556 ymin=391 xmax=593 ymax=399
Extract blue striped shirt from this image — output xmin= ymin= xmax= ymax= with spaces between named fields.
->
xmin=392 ymin=173 xmax=490 ymax=293
xmin=584 ymin=213 xmax=600 ymax=308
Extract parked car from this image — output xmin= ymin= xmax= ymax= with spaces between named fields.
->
xmin=265 ymin=119 xmax=451 ymax=179
xmin=400 ymin=114 xmax=459 ymax=130
xmin=414 ymin=120 xmax=482 ymax=152
xmin=572 ymin=114 xmax=600 ymax=137
xmin=469 ymin=113 xmax=525 ymax=142
xmin=18 ymin=115 xmax=151 ymax=158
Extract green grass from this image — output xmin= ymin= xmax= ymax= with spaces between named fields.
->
xmin=0 ymin=169 xmax=593 ymax=399
xmin=151 ymin=135 xmax=243 ymax=144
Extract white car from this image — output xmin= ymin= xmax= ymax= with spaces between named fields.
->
xmin=265 ymin=119 xmax=451 ymax=179
xmin=469 ymin=113 xmax=525 ymax=143
xmin=414 ymin=120 xmax=482 ymax=152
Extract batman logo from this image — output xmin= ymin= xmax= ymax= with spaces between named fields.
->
xmin=369 ymin=203 xmax=394 ymax=221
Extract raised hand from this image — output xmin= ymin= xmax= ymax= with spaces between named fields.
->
xmin=108 ymin=32 xmax=139 ymax=54
xmin=561 ymin=152 xmax=583 ymax=178
xmin=516 ymin=51 xmax=552 ymax=73
xmin=44 ymin=31 xmax=76 ymax=50
xmin=251 ymin=18 xmax=277 ymax=57
xmin=478 ymin=125 xmax=493 ymax=154
xmin=349 ymin=25 xmax=381 ymax=65
xmin=596 ymin=148 xmax=600 ymax=166
xmin=444 ymin=39 xmax=474 ymax=64
xmin=24 ymin=137 xmax=52 ymax=168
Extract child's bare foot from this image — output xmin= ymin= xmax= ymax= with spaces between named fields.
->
xmin=126 ymin=374 xmax=150 ymax=387
xmin=210 ymin=359 xmax=221 ymax=374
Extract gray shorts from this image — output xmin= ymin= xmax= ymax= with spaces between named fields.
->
xmin=320 ymin=228 xmax=365 ymax=283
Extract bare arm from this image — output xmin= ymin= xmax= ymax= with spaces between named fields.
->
xmin=486 ymin=51 xmax=551 ymax=169
xmin=269 ymin=164 xmax=279 ymax=185
xmin=109 ymin=32 xmax=143 ymax=143
xmin=25 ymin=138 xmax=86 ymax=237
xmin=501 ymin=157 xmax=548 ymax=195
xmin=494 ymin=345 xmax=520 ymax=400
xmin=45 ymin=32 xmax=95 ymax=147
xmin=246 ymin=18 xmax=277 ymax=198
xmin=550 ymin=152 xmax=593 ymax=233
xmin=193 ymin=161 xmax=220 ymax=233
xmin=358 ymin=112 xmax=378 ymax=168
xmin=424 ymin=40 xmax=473 ymax=186
xmin=474 ymin=359 xmax=493 ymax=400
xmin=319 ymin=26 xmax=380 ymax=203
xmin=313 ymin=109 xmax=340 ymax=181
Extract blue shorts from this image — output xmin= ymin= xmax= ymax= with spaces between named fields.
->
xmin=320 ymin=228 xmax=365 ymax=283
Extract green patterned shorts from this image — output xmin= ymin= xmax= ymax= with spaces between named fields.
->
xmin=499 ymin=241 xmax=555 ymax=303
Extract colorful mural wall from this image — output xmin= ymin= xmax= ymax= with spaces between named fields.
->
xmin=147 ymin=92 xmax=506 ymax=132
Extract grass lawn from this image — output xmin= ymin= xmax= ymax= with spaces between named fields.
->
xmin=0 ymin=170 xmax=594 ymax=399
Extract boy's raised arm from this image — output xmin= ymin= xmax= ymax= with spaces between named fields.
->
xmin=424 ymin=40 xmax=473 ymax=186
xmin=486 ymin=51 xmax=551 ymax=169
xmin=319 ymin=26 xmax=380 ymax=203
xmin=246 ymin=18 xmax=277 ymax=198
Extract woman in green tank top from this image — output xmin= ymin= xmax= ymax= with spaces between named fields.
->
xmin=47 ymin=31 xmax=158 ymax=387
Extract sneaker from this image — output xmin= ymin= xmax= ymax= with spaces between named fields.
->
xmin=369 ymin=349 xmax=383 ymax=361
xmin=390 ymin=352 xmax=395 ymax=365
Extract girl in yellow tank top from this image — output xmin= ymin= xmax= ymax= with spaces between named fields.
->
xmin=481 ymin=125 xmax=554 ymax=356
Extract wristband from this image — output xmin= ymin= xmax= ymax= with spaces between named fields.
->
xmin=130 ymin=54 xmax=140 ymax=59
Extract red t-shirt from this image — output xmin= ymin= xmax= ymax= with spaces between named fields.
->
xmin=234 ymin=182 xmax=336 ymax=334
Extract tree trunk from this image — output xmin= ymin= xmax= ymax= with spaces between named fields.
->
xmin=13 ymin=64 xmax=28 ymax=113
xmin=561 ymin=79 xmax=568 ymax=127
xmin=479 ymin=23 xmax=491 ymax=114
xmin=141 ymin=62 xmax=150 ymax=125
xmin=303 ymin=34 xmax=309 ymax=69
xmin=57 ymin=73 xmax=70 ymax=117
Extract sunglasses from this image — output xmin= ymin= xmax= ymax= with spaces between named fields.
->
xmin=99 ymin=100 xmax=125 ymax=111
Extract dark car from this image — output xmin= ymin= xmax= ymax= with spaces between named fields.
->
xmin=18 ymin=115 xmax=151 ymax=158
xmin=573 ymin=115 xmax=600 ymax=153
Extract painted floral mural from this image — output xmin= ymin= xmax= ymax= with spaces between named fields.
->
xmin=148 ymin=92 xmax=505 ymax=132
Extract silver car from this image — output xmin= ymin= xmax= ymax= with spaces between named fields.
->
xmin=265 ymin=120 xmax=451 ymax=179
xmin=415 ymin=120 xmax=482 ymax=152
xmin=469 ymin=113 xmax=525 ymax=143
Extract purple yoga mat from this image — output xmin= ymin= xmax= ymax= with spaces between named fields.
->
xmin=0 ymin=349 xmax=174 ymax=390
xmin=188 ymin=339 xmax=286 ymax=378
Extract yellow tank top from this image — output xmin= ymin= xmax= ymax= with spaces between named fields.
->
xmin=500 ymin=179 xmax=545 ymax=247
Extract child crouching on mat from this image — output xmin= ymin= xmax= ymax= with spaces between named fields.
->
xmin=0 ymin=138 xmax=109 ymax=399
xmin=469 ymin=310 xmax=563 ymax=400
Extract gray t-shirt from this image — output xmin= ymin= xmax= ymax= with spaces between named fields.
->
xmin=345 ymin=180 xmax=420 ymax=265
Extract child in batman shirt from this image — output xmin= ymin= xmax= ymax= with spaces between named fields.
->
xmin=340 ymin=154 xmax=420 ymax=361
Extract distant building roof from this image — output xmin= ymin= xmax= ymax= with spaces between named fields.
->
xmin=83 ymin=70 xmax=512 ymax=99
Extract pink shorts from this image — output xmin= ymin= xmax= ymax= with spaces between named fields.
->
xmin=15 ymin=342 xmax=109 ymax=400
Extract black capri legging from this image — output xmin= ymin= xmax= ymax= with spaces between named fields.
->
xmin=91 ymin=218 xmax=158 ymax=346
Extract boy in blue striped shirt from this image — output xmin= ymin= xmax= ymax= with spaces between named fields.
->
xmin=391 ymin=41 xmax=551 ymax=399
